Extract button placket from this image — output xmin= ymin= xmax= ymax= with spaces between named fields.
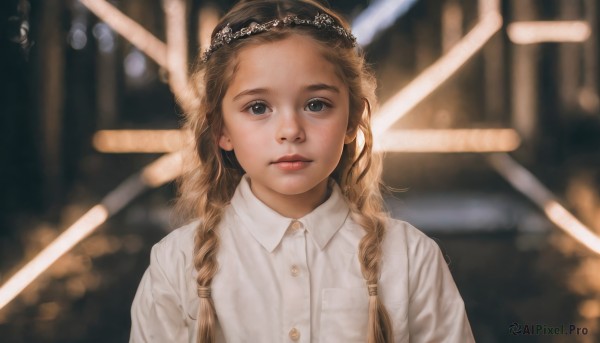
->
xmin=288 ymin=221 xmax=304 ymax=278
xmin=290 ymin=264 xmax=300 ymax=277
xmin=280 ymin=220 xmax=310 ymax=342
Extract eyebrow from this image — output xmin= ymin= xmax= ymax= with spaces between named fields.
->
xmin=305 ymin=83 xmax=340 ymax=93
xmin=232 ymin=88 xmax=268 ymax=102
xmin=232 ymin=83 xmax=340 ymax=102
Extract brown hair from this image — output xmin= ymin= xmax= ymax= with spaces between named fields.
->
xmin=176 ymin=0 xmax=393 ymax=342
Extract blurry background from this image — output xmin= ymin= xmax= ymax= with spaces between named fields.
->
xmin=1 ymin=0 xmax=600 ymax=342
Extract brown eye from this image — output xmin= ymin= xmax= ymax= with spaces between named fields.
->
xmin=306 ymin=100 xmax=327 ymax=112
xmin=248 ymin=102 xmax=268 ymax=115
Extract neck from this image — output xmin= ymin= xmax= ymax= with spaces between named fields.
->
xmin=249 ymin=179 xmax=330 ymax=219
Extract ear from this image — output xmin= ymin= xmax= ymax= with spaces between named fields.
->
xmin=218 ymin=127 xmax=234 ymax=151
xmin=345 ymin=99 xmax=366 ymax=144
xmin=344 ymin=116 xmax=359 ymax=144
xmin=344 ymin=125 xmax=358 ymax=144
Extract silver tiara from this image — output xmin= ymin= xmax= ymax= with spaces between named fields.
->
xmin=201 ymin=13 xmax=357 ymax=62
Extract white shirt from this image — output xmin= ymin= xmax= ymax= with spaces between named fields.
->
xmin=130 ymin=175 xmax=475 ymax=342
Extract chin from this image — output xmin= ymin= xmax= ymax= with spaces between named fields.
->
xmin=272 ymin=177 xmax=326 ymax=195
xmin=269 ymin=182 xmax=312 ymax=195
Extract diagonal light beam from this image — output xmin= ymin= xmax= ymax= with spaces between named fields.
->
xmin=80 ymin=0 xmax=168 ymax=68
xmin=0 ymin=152 xmax=187 ymax=311
xmin=163 ymin=0 xmax=198 ymax=113
xmin=370 ymin=0 xmax=599 ymax=256
xmin=352 ymin=0 xmax=420 ymax=47
xmin=372 ymin=10 xmax=503 ymax=135
xmin=487 ymin=153 xmax=600 ymax=255
xmin=0 ymin=205 xmax=109 ymax=311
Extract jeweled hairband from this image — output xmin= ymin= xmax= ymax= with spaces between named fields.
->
xmin=201 ymin=13 xmax=357 ymax=62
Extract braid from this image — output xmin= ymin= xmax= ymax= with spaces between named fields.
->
xmin=194 ymin=203 xmax=224 ymax=343
xmin=178 ymin=64 xmax=242 ymax=342
xmin=355 ymin=211 xmax=393 ymax=343
xmin=342 ymin=98 xmax=394 ymax=343
xmin=190 ymin=116 xmax=241 ymax=342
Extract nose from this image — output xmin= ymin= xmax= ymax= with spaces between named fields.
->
xmin=276 ymin=110 xmax=305 ymax=143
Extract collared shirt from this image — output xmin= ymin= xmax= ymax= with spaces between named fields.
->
xmin=130 ymin=175 xmax=475 ymax=342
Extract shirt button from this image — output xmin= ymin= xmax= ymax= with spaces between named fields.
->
xmin=290 ymin=221 xmax=303 ymax=231
xmin=289 ymin=327 xmax=300 ymax=341
xmin=290 ymin=264 xmax=299 ymax=277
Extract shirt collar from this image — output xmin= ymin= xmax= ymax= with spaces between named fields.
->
xmin=230 ymin=175 xmax=350 ymax=252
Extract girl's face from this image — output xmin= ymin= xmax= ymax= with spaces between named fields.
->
xmin=219 ymin=33 xmax=354 ymax=215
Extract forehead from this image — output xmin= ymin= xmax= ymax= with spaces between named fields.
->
xmin=226 ymin=34 xmax=346 ymax=95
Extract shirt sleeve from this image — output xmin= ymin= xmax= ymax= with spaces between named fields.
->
xmin=130 ymin=242 xmax=188 ymax=343
xmin=407 ymin=233 xmax=475 ymax=342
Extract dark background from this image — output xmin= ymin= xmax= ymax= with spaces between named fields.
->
xmin=1 ymin=0 xmax=600 ymax=342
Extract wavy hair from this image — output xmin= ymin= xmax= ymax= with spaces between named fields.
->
xmin=176 ymin=1 xmax=393 ymax=342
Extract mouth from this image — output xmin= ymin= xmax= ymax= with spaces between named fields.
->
xmin=271 ymin=154 xmax=312 ymax=171
xmin=272 ymin=154 xmax=312 ymax=164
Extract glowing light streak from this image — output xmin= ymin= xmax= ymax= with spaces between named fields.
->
xmin=141 ymin=151 xmax=186 ymax=187
xmin=544 ymin=202 xmax=600 ymax=255
xmin=487 ymin=153 xmax=600 ymax=255
xmin=164 ymin=0 xmax=197 ymax=112
xmin=0 ymin=205 xmax=109 ymax=310
xmin=92 ymin=130 xmax=189 ymax=153
xmin=507 ymin=21 xmax=591 ymax=44
xmin=352 ymin=0 xmax=420 ymax=47
xmin=478 ymin=0 xmax=500 ymax=17
xmin=376 ymin=129 xmax=521 ymax=152
xmin=80 ymin=0 xmax=168 ymax=68
xmin=0 ymin=153 xmax=188 ymax=310
xmin=198 ymin=5 xmax=220 ymax=50
xmin=372 ymin=11 xmax=503 ymax=136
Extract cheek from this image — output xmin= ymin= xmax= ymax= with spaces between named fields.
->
xmin=228 ymin=127 xmax=266 ymax=163
xmin=229 ymin=124 xmax=267 ymax=148
xmin=316 ymin=123 xmax=348 ymax=156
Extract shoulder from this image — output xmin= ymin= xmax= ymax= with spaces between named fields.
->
xmin=154 ymin=220 xmax=198 ymax=254
xmin=131 ymin=221 xmax=200 ymax=333
xmin=149 ymin=220 xmax=199 ymax=275
xmin=383 ymin=217 xmax=440 ymax=255
xmin=383 ymin=222 xmax=474 ymax=340
xmin=159 ymin=220 xmax=198 ymax=245
xmin=382 ymin=217 xmax=448 ymax=277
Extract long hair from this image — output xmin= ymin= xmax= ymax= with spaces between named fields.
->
xmin=175 ymin=1 xmax=393 ymax=342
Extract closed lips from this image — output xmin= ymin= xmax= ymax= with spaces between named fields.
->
xmin=273 ymin=155 xmax=311 ymax=163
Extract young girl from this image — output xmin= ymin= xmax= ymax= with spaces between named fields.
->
xmin=130 ymin=0 xmax=475 ymax=342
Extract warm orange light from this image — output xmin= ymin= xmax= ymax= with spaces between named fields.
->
xmin=478 ymin=0 xmax=500 ymax=18
xmin=141 ymin=151 xmax=186 ymax=187
xmin=0 ymin=150 xmax=191 ymax=310
xmin=376 ymin=129 xmax=521 ymax=152
xmin=372 ymin=11 xmax=503 ymax=135
xmin=80 ymin=0 xmax=168 ymax=68
xmin=198 ymin=5 xmax=220 ymax=50
xmin=507 ymin=21 xmax=591 ymax=44
xmin=92 ymin=130 xmax=189 ymax=153
xmin=579 ymin=299 xmax=600 ymax=319
xmin=164 ymin=0 xmax=198 ymax=113
xmin=0 ymin=205 xmax=109 ymax=311
xmin=544 ymin=202 xmax=600 ymax=255
xmin=487 ymin=153 xmax=600 ymax=255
